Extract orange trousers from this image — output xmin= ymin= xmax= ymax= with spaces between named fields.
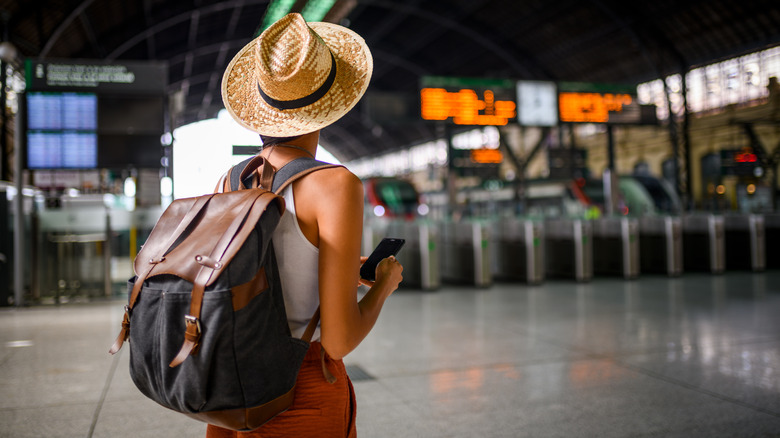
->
xmin=206 ymin=342 xmax=356 ymax=438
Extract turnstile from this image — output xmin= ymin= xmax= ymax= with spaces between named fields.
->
xmin=592 ymin=217 xmax=640 ymax=279
xmin=682 ymin=215 xmax=725 ymax=273
xmin=362 ymin=219 xmax=440 ymax=290
xmin=724 ymin=214 xmax=765 ymax=272
xmin=0 ymin=189 xmax=9 ymax=306
xmin=766 ymin=213 xmax=780 ymax=269
xmin=491 ymin=218 xmax=544 ymax=284
xmin=639 ymin=216 xmax=683 ymax=276
xmin=544 ymin=219 xmax=592 ymax=282
xmin=440 ymin=221 xmax=492 ymax=287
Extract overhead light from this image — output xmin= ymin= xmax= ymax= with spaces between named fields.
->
xmin=258 ymin=0 xmax=298 ymax=36
xmin=0 ymin=41 xmax=19 ymax=65
xmin=258 ymin=0 xmax=347 ymax=36
xmin=301 ymin=0 xmax=337 ymax=22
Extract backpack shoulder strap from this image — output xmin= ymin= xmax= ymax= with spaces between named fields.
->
xmin=271 ymin=157 xmax=340 ymax=194
xmin=228 ymin=156 xmax=340 ymax=194
xmin=228 ymin=156 xmax=257 ymax=192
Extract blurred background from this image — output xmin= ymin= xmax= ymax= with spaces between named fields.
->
xmin=0 ymin=0 xmax=778 ymax=303
xmin=1 ymin=2 xmax=780 ymax=437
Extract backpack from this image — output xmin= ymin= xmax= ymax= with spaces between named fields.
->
xmin=108 ymin=155 xmax=338 ymax=431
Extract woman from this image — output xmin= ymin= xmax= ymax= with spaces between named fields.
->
xmin=207 ymin=12 xmax=403 ymax=437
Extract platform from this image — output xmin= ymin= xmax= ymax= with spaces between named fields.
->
xmin=1 ymin=271 xmax=779 ymax=437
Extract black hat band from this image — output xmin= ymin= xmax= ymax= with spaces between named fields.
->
xmin=257 ymin=52 xmax=337 ymax=111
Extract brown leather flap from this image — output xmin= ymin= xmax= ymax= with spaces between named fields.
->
xmin=134 ymin=188 xmax=284 ymax=286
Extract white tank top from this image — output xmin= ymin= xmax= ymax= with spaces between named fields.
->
xmin=273 ymin=184 xmax=320 ymax=340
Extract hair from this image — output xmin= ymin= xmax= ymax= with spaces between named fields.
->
xmin=260 ymin=134 xmax=302 ymax=147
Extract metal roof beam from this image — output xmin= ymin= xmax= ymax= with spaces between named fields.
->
xmin=78 ymin=9 xmax=104 ymax=58
xmin=363 ymin=0 xmax=542 ymax=79
xmin=106 ymin=0 xmax=269 ymax=61
xmin=188 ymin=10 xmax=200 ymax=51
xmin=39 ymin=0 xmax=98 ymax=58
xmin=143 ymin=0 xmax=157 ymax=58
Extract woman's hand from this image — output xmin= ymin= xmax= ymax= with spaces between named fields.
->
xmin=358 ymin=256 xmax=403 ymax=290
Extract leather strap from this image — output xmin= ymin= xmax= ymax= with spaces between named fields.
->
xmin=213 ymin=171 xmax=228 ymax=193
xmin=320 ymin=347 xmax=337 ymax=384
xmin=169 ymin=190 xmax=275 ymax=367
xmin=129 ymin=194 xmax=216 ymax=309
xmin=260 ymin=159 xmax=275 ymax=190
xmin=238 ymin=155 xmax=267 ymax=189
xmin=109 ymin=194 xmax=216 ymax=355
xmin=229 ymin=156 xmax=255 ymax=192
xmin=301 ymin=308 xmax=320 ymax=343
xmin=108 ymin=306 xmax=132 ymax=355
xmin=300 ymin=308 xmax=335 ymax=384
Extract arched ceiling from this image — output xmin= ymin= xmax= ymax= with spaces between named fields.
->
xmin=4 ymin=0 xmax=780 ymax=161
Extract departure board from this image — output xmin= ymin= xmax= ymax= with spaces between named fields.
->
xmin=558 ymin=92 xmax=638 ymax=123
xmin=26 ymin=92 xmax=98 ymax=169
xmin=556 ymin=82 xmax=647 ymax=124
xmin=27 ymin=92 xmax=96 ymax=130
xmin=420 ymin=76 xmax=517 ymax=126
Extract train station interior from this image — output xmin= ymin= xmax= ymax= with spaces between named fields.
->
xmin=1 ymin=1 xmax=779 ymax=437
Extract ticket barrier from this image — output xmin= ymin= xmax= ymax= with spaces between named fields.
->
xmin=682 ymin=215 xmax=725 ymax=273
xmin=723 ymin=214 xmax=765 ymax=272
xmin=591 ymin=217 xmax=639 ymax=279
xmin=0 ymin=188 xmax=9 ymax=306
xmin=440 ymin=221 xmax=492 ymax=287
xmin=38 ymin=207 xmax=112 ymax=301
xmin=544 ymin=219 xmax=592 ymax=282
xmin=639 ymin=216 xmax=683 ymax=276
xmin=766 ymin=213 xmax=780 ymax=269
xmin=490 ymin=218 xmax=544 ymax=284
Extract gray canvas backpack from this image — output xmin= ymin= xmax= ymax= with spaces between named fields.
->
xmin=109 ymin=155 xmax=337 ymax=431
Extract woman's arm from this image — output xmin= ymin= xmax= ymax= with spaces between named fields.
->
xmin=296 ymin=167 xmax=402 ymax=360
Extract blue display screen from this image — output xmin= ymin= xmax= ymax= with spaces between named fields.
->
xmin=27 ymin=92 xmax=98 ymax=169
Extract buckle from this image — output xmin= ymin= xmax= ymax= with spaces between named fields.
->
xmin=184 ymin=315 xmax=201 ymax=334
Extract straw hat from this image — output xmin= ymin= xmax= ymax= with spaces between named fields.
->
xmin=221 ymin=12 xmax=373 ymax=137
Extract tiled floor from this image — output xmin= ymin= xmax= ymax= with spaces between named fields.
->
xmin=1 ymin=271 xmax=779 ymax=437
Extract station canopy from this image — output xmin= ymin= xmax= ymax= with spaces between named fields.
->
xmin=5 ymin=0 xmax=780 ymax=162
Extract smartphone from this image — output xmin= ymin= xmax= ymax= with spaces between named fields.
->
xmin=360 ymin=238 xmax=405 ymax=282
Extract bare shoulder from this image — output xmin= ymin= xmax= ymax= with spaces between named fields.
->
xmin=298 ymin=165 xmax=363 ymax=200
xmin=292 ymin=165 xmax=363 ymax=219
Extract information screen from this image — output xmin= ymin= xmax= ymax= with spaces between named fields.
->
xmin=26 ymin=92 xmax=98 ymax=169
xmin=420 ymin=77 xmax=517 ymax=126
xmin=556 ymin=82 xmax=647 ymax=124
xmin=28 ymin=92 xmax=97 ymax=130
xmin=558 ymin=92 xmax=639 ymax=123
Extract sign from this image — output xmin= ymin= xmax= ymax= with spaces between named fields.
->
xmin=470 ymin=148 xmax=503 ymax=164
xmin=420 ymin=76 xmax=516 ymax=126
xmin=558 ymin=92 xmax=639 ymax=123
xmin=557 ymin=81 xmax=654 ymax=124
xmin=721 ymin=147 xmax=763 ymax=177
xmin=516 ymin=80 xmax=558 ymax=126
xmin=233 ymin=145 xmax=260 ymax=156
xmin=364 ymin=92 xmax=419 ymax=124
xmin=449 ymin=127 xmax=503 ymax=177
xmin=25 ymin=59 xmax=168 ymax=94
